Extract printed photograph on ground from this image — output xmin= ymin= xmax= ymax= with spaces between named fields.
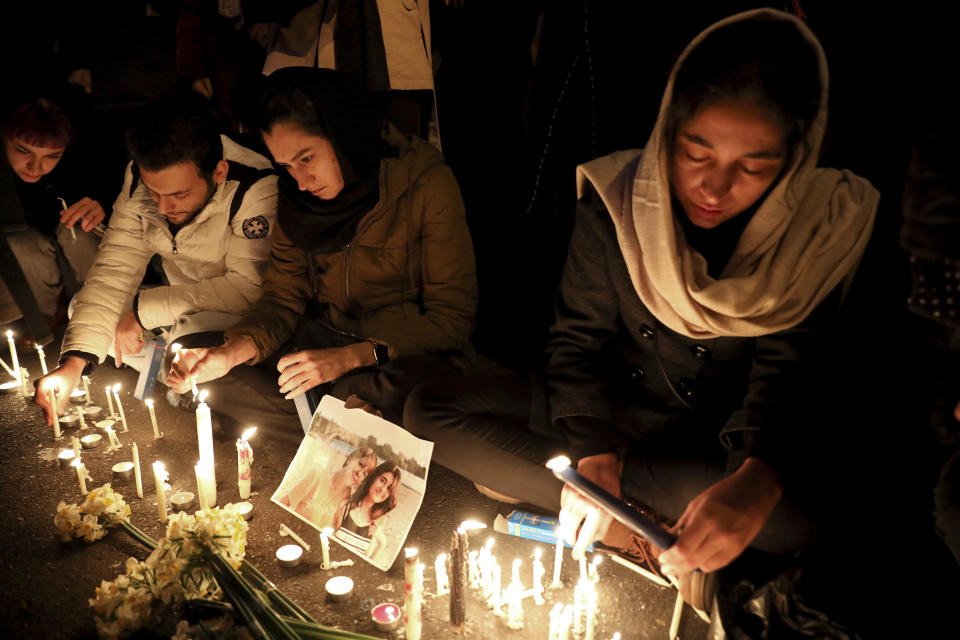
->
xmin=271 ymin=395 xmax=434 ymax=571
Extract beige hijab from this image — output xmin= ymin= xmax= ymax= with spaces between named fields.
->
xmin=576 ymin=9 xmax=879 ymax=339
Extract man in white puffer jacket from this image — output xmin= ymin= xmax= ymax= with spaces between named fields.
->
xmin=34 ymin=95 xmax=277 ymax=423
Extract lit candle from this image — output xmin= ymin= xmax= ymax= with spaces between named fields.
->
xmin=236 ymin=501 xmax=253 ymax=520
xmin=195 ymin=390 xmax=217 ymax=506
xmin=132 ymin=442 xmax=143 ymax=498
xmin=547 ymin=456 xmax=675 ymax=551
xmin=72 ymin=458 xmax=89 ymax=495
xmin=171 ymin=492 xmax=196 ymax=511
xmin=548 ymin=603 xmax=564 ymax=640
xmin=585 ymin=581 xmax=598 ymax=640
xmin=404 ymin=548 xmax=422 ymax=640
xmin=589 ymin=554 xmax=602 ymax=583
xmin=58 ymin=449 xmax=76 ymax=469
xmin=450 ymin=521 xmax=485 ymax=628
xmin=19 ymin=367 xmax=28 ymax=396
xmin=572 ymin=574 xmax=587 ymax=636
xmin=112 ymin=384 xmax=128 ymax=432
xmin=558 ymin=604 xmax=574 ymax=640
xmin=81 ymin=375 xmax=91 ymax=404
xmin=153 ymin=461 xmax=168 ymax=523
xmin=320 ymin=527 xmax=332 ymax=570
xmin=104 ymin=384 xmax=115 ymax=418
xmin=468 ymin=550 xmax=480 ymax=588
xmin=532 ymin=547 xmax=546 ymax=605
xmin=489 ymin=560 xmax=502 ymax=611
xmin=195 ymin=463 xmax=210 ymax=511
xmin=48 ymin=388 xmax=61 ymax=439
xmin=145 ymin=398 xmax=162 ymax=439
xmin=552 ymin=532 xmax=563 ymax=588
xmin=480 ymin=538 xmax=494 ymax=598
xmin=506 ymin=558 xmax=524 ymax=630
xmin=371 ymin=603 xmax=401 ymax=632
xmin=35 ymin=343 xmax=48 ymax=375
xmin=236 ymin=426 xmax=255 ymax=499
xmin=6 ymin=330 xmax=20 ymax=385
xmin=434 ymin=553 xmax=449 ymax=596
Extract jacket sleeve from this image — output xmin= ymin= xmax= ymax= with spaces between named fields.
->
xmin=135 ymin=176 xmax=279 ymax=330
xmin=546 ymin=191 xmax=623 ymax=460
xmin=719 ymin=287 xmax=841 ymax=478
xmin=224 ymin=222 xmax=312 ymax=363
xmin=60 ymin=164 xmax=154 ymax=361
xmin=365 ymin=163 xmax=478 ymax=357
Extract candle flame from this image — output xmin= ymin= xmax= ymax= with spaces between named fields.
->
xmin=513 ymin=558 xmax=521 ymax=567
xmin=534 ymin=547 xmax=542 ymax=559
xmin=145 ymin=398 xmax=154 ymax=407
xmin=113 ymin=383 xmax=121 ymax=392
xmin=457 ymin=520 xmax=487 ymax=534
xmin=405 ymin=547 xmax=419 ymax=558
xmin=321 ymin=527 xmax=333 ymax=536
xmin=171 ymin=343 xmax=182 ymax=353
xmin=5 ymin=330 xmax=12 ymax=338
xmin=240 ymin=426 xmax=257 ymax=442
xmin=198 ymin=389 xmax=209 ymax=403
xmin=436 ymin=552 xmax=447 ymax=562
xmin=71 ymin=457 xmax=82 ymax=468
xmin=485 ymin=538 xmax=495 ymax=549
xmin=591 ymin=555 xmax=602 ymax=567
xmin=546 ymin=455 xmax=572 ymax=471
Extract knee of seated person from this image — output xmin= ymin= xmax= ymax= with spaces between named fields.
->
xmin=402 ymin=381 xmax=456 ymax=436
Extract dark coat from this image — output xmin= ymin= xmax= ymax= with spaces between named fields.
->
xmin=546 ymin=186 xmax=840 ymax=478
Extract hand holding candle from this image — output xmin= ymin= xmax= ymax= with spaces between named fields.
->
xmin=236 ymin=426 xmax=256 ymax=499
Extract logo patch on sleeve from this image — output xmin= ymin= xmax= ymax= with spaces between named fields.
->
xmin=242 ymin=215 xmax=269 ymax=239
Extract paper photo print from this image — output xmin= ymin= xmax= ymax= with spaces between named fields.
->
xmin=271 ymin=395 xmax=434 ymax=571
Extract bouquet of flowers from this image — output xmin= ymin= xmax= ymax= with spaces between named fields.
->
xmin=55 ymin=484 xmax=131 ymax=542
xmin=55 ymin=484 xmax=376 ymax=640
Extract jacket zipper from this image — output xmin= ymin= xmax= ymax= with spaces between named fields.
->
xmin=344 ymin=242 xmax=353 ymax=310
xmin=171 ymin=237 xmax=179 ymax=255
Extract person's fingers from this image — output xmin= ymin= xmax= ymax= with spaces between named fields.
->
xmin=276 ymin=351 xmax=303 ymax=373
xmin=660 ymin=518 xmax=711 ymax=575
xmin=279 ymin=369 xmax=309 ymax=395
xmin=81 ymin=202 xmax=105 ymax=231
xmin=572 ymin=508 xmax=605 ymax=560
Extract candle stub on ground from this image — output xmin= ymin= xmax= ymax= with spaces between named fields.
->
xmin=80 ymin=434 xmax=102 ymax=449
xmin=235 ymin=501 xmax=254 ymax=520
xmin=170 ymin=492 xmax=196 ymax=512
xmin=325 ymin=576 xmax=354 ymax=601
xmin=371 ymin=603 xmax=401 ymax=631
xmin=57 ymin=449 xmax=76 ymax=469
xmin=0 ymin=380 xmax=19 ymax=394
xmin=276 ymin=544 xmax=303 ymax=568
xmin=112 ymin=461 xmax=134 ymax=480
xmin=82 ymin=406 xmax=102 ymax=418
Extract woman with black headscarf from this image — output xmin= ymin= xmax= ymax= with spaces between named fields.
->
xmin=167 ymin=68 xmax=476 ymax=436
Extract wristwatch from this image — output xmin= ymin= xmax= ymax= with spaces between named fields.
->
xmin=370 ymin=341 xmax=390 ymax=368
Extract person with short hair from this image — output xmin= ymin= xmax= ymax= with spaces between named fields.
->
xmin=0 ymin=98 xmax=105 ymax=342
xmin=34 ymin=95 xmax=278 ymax=423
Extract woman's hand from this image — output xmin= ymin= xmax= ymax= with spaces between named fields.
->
xmin=166 ymin=338 xmax=254 ymax=392
xmin=658 ymin=457 xmax=782 ymax=576
xmin=276 ymin=343 xmax=374 ymax=399
xmin=558 ymin=453 xmax=620 ymax=560
xmin=61 ymin=197 xmax=105 ymax=232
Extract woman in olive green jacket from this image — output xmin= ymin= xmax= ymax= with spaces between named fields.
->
xmin=168 ymin=68 xmax=476 ymax=434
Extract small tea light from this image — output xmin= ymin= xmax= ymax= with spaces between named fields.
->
xmin=235 ymin=501 xmax=254 ymax=520
xmin=276 ymin=544 xmax=303 ymax=568
xmin=80 ymin=434 xmax=102 ymax=449
xmin=0 ymin=380 xmax=19 ymax=394
xmin=371 ymin=603 xmax=401 ymax=631
xmin=57 ymin=449 xmax=77 ymax=469
xmin=170 ymin=492 xmax=196 ymax=511
xmin=94 ymin=418 xmax=117 ymax=433
xmin=82 ymin=406 xmax=102 ymax=418
xmin=325 ymin=576 xmax=354 ymax=601
xmin=69 ymin=388 xmax=87 ymax=404
xmin=112 ymin=461 xmax=134 ymax=480
xmin=59 ymin=413 xmax=80 ymax=428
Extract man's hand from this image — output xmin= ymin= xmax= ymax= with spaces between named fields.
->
xmin=191 ymin=77 xmax=214 ymax=98
xmin=33 ymin=357 xmax=86 ymax=425
xmin=165 ymin=337 xmax=255 ymax=393
xmin=276 ymin=343 xmax=373 ymax=400
xmin=61 ymin=198 xmax=106 ymax=232
xmin=558 ymin=453 xmax=620 ymax=560
xmin=658 ymin=457 xmax=782 ymax=576
xmin=114 ymin=310 xmax=144 ymax=366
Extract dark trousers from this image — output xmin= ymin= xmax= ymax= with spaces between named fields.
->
xmin=179 ymin=319 xmax=459 ymax=445
xmin=403 ymin=374 xmax=818 ymax=555
xmin=935 ymin=448 xmax=960 ymax=565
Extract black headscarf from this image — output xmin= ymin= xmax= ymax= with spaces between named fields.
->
xmin=259 ymin=67 xmax=389 ymax=254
